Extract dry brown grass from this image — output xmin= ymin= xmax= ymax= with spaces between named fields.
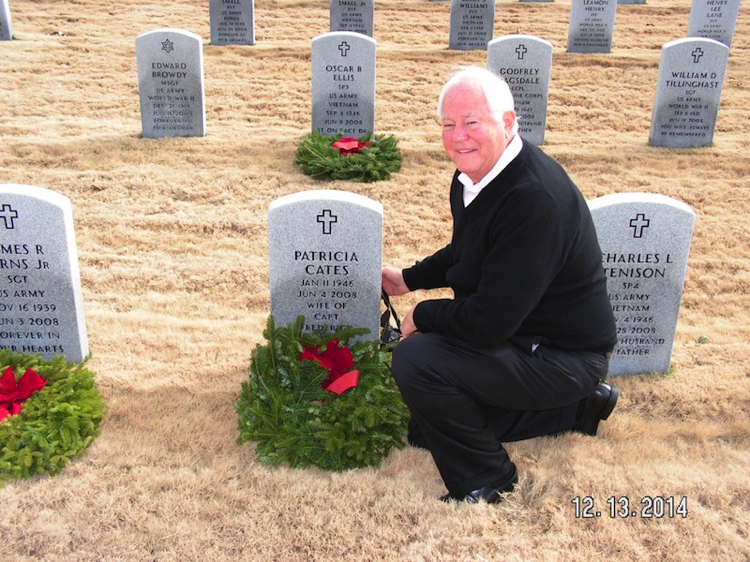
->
xmin=1 ymin=0 xmax=749 ymax=560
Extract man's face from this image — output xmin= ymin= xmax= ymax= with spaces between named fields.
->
xmin=440 ymin=83 xmax=514 ymax=183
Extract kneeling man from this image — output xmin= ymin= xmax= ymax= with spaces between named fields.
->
xmin=382 ymin=67 xmax=619 ymax=504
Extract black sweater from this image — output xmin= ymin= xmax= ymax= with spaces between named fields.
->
xmin=403 ymin=141 xmax=617 ymax=353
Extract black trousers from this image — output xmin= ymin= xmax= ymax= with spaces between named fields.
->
xmin=391 ymin=333 xmax=609 ymax=496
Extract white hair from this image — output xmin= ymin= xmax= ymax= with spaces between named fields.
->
xmin=437 ymin=66 xmax=518 ymax=136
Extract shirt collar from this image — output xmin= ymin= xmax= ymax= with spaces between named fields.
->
xmin=459 ymin=135 xmax=523 ymax=207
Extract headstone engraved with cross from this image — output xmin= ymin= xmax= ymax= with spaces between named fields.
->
xmin=589 ymin=193 xmax=695 ymax=376
xmin=268 ymin=190 xmax=383 ymax=341
xmin=449 ymin=0 xmax=496 ymax=51
xmin=649 ymin=37 xmax=729 ymax=148
xmin=0 ymin=185 xmax=89 ymax=362
xmin=312 ymin=32 xmax=376 ymax=138
xmin=487 ymin=35 xmax=553 ymax=146
xmin=0 ymin=0 xmax=12 ymax=41
xmin=330 ymin=0 xmax=374 ymax=38
xmin=209 ymin=0 xmax=255 ymax=46
xmin=688 ymin=0 xmax=741 ymax=49
xmin=136 ymin=28 xmax=206 ymax=138
xmin=567 ymin=0 xmax=618 ymax=54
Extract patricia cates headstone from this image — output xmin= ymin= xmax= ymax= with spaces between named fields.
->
xmin=487 ymin=35 xmax=553 ymax=145
xmin=268 ymin=190 xmax=383 ymax=341
xmin=567 ymin=0 xmax=618 ymax=53
xmin=136 ymin=28 xmax=206 ymax=138
xmin=0 ymin=185 xmax=89 ymax=362
xmin=589 ymin=193 xmax=695 ymax=376
xmin=649 ymin=38 xmax=729 ymax=148
xmin=210 ymin=0 xmax=255 ymax=45
xmin=449 ymin=0 xmax=496 ymax=51
xmin=312 ymin=32 xmax=376 ymax=137
xmin=688 ymin=0 xmax=741 ymax=49
xmin=0 ymin=0 xmax=12 ymax=41
xmin=330 ymin=0 xmax=374 ymax=37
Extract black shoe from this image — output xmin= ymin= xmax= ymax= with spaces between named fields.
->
xmin=573 ymin=383 xmax=619 ymax=436
xmin=440 ymin=465 xmax=518 ymax=504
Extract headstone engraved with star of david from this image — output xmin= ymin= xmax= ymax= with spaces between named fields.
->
xmin=588 ymin=193 xmax=695 ymax=376
xmin=311 ymin=32 xmax=376 ymax=138
xmin=0 ymin=184 xmax=89 ymax=362
xmin=448 ymin=0 xmax=496 ymax=51
xmin=487 ymin=35 xmax=553 ymax=146
xmin=649 ymin=37 xmax=729 ymax=148
xmin=567 ymin=0 xmax=618 ymax=54
xmin=135 ymin=28 xmax=206 ymax=138
xmin=267 ymin=190 xmax=383 ymax=340
xmin=687 ymin=0 xmax=741 ymax=49
xmin=209 ymin=0 xmax=255 ymax=46
xmin=0 ymin=0 xmax=12 ymax=41
xmin=330 ymin=0 xmax=374 ymax=38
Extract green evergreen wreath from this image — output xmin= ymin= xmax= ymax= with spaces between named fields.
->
xmin=0 ymin=351 xmax=104 ymax=485
xmin=235 ymin=316 xmax=409 ymax=471
xmin=294 ymin=131 xmax=402 ymax=183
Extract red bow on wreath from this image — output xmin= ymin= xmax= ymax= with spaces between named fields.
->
xmin=0 ymin=366 xmax=47 ymax=422
xmin=331 ymin=137 xmax=371 ymax=156
xmin=299 ymin=339 xmax=360 ymax=395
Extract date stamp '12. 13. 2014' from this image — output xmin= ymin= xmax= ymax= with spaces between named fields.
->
xmin=572 ymin=495 xmax=689 ymax=519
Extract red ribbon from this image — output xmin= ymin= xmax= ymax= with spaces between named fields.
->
xmin=299 ymin=339 xmax=360 ymax=395
xmin=331 ymin=137 xmax=371 ymax=156
xmin=0 ymin=366 xmax=47 ymax=422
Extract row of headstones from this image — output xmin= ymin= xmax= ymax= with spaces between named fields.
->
xmin=135 ymin=26 xmax=730 ymax=149
xmin=432 ymin=0 xmax=739 ymax=150
xmin=268 ymin=189 xmax=695 ymax=377
xmin=492 ymin=34 xmax=731 ymax=148
xmin=444 ymin=0 xmax=740 ymax=52
xmin=1 ymin=0 xmax=741 ymax=51
xmin=1 ymin=0 xmax=738 ymax=148
xmin=134 ymin=29 xmax=379 ymax=141
xmin=2 ymin=0 xmax=367 ymax=44
xmin=0 ymin=184 xmax=693 ymax=377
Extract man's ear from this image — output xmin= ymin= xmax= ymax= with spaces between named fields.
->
xmin=503 ymin=111 xmax=517 ymax=135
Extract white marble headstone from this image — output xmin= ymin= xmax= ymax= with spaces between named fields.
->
xmin=567 ymin=0 xmax=618 ymax=53
xmin=268 ymin=190 xmax=383 ymax=341
xmin=0 ymin=185 xmax=89 ymax=362
xmin=649 ymin=38 xmax=729 ymax=148
xmin=589 ymin=193 xmax=695 ymax=376
xmin=688 ymin=0 xmax=741 ymax=48
xmin=449 ymin=0 xmax=496 ymax=51
xmin=0 ymin=0 xmax=12 ymax=41
xmin=487 ymin=35 xmax=553 ymax=146
xmin=312 ymin=32 xmax=376 ymax=138
xmin=330 ymin=0 xmax=374 ymax=37
xmin=136 ymin=28 xmax=206 ymax=138
xmin=210 ymin=0 xmax=255 ymax=46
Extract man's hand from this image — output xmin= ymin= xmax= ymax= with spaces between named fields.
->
xmin=382 ymin=266 xmax=420 ymax=339
xmin=400 ymin=306 xmax=420 ymax=339
xmin=381 ymin=266 xmax=410 ymax=296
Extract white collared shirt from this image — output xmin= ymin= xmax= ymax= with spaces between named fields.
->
xmin=459 ymin=135 xmax=524 ymax=207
